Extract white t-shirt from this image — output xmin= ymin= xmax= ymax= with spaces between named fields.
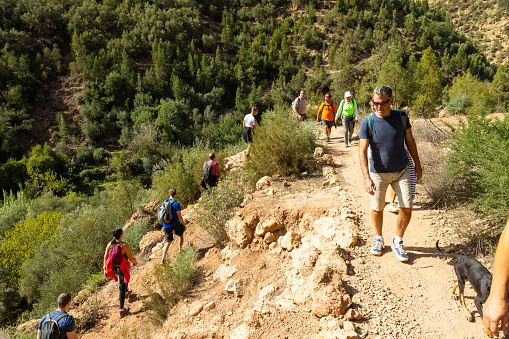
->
xmin=244 ymin=114 xmax=256 ymax=128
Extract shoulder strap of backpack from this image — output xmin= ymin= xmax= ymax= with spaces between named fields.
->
xmin=398 ymin=110 xmax=409 ymax=144
xmin=352 ymin=98 xmax=356 ymax=106
xmin=53 ymin=313 xmax=68 ymax=322
xmin=367 ymin=113 xmax=374 ymax=139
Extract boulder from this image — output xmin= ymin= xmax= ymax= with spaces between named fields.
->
xmin=286 ymin=270 xmax=313 ymax=307
xmin=221 ymin=246 xmax=240 ymax=263
xmin=255 ymin=219 xmax=283 ymax=237
xmin=291 ymin=243 xmax=320 ymax=270
xmin=230 ymin=323 xmax=255 ymax=339
xmin=316 ymin=154 xmax=335 ymax=168
xmin=314 ymin=147 xmax=324 ymax=157
xmin=213 ymin=264 xmax=237 ymax=282
xmin=264 ymin=232 xmax=276 ymax=244
xmin=189 ymin=303 xmax=203 ymax=316
xmin=16 ymin=319 xmax=39 ymax=334
xmin=256 ymin=176 xmax=271 ymax=190
xmin=204 ymin=301 xmax=216 ymax=311
xmin=225 ymin=277 xmax=250 ymax=298
xmin=226 ymin=216 xmax=253 ymax=248
xmin=245 ymin=215 xmax=259 ymax=230
xmin=310 ymin=266 xmax=352 ymax=318
xmin=139 ymin=231 xmax=165 ymax=258
xmin=344 ymin=308 xmax=363 ymax=320
xmin=322 ymin=166 xmax=335 ymax=178
xmin=313 ymin=217 xmax=358 ymax=248
xmin=316 ymin=250 xmax=348 ymax=275
xmin=280 ymin=231 xmax=301 ymax=251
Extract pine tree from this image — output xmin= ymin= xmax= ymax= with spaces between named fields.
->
xmin=412 ymin=47 xmax=443 ymax=117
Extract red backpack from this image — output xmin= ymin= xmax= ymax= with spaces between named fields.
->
xmin=108 ymin=242 xmax=123 ymax=265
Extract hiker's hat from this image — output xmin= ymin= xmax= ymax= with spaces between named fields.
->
xmin=344 ymin=91 xmax=352 ymax=97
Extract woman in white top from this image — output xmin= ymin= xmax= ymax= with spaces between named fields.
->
xmin=243 ymin=107 xmax=258 ymax=156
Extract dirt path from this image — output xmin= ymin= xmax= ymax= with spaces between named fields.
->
xmin=321 ymin=127 xmax=488 ymax=338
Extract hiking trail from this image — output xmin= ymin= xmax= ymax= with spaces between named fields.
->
xmin=20 ymin=120 xmax=493 ymax=339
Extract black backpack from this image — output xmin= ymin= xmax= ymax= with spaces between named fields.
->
xmin=203 ymin=161 xmax=215 ymax=184
xmin=40 ymin=313 xmax=68 ymax=339
xmin=157 ymin=199 xmax=174 ymax=224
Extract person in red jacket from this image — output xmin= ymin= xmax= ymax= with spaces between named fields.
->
xmin=104 ymin=228 xmax=138 ymax=317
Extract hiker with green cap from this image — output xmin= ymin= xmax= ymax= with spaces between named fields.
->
xmin=335 ymin=91 xmax=358 ymax=148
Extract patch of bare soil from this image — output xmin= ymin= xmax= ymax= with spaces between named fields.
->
xmin=19 ymin=120 xmax=497 ymax=339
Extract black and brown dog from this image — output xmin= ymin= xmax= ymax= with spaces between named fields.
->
xmin=436 ymin=240 xmax=494 ymax=337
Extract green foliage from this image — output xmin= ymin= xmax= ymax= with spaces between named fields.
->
xmin=194 ymin=170 xmax=252 ymax=245
xmin=123 ymin=220 xmax=150 ymax=254
xmin=19 ymin=183 xmax=144 ymax=314
xmin=0 ymin=211 xmax=64 ymax=283
xmin=447 ymin=72 xmax=492 ymax=113
xmin=144 ymin=247 xmax=200 ymax=324
xmin=151 ymin=143 xmax=218 ymax=207
xmin=26 ymin=191 xmax=84 ymax=220
xmin=244 ymin=107 xmax=317 ymax=179
xmin=0 ymin=190 xmax=32 ymax=240
xmin=444 ymin=111 xmax=509 ymax=230
xmin=412 ymin=47 xmax=443 ymax=117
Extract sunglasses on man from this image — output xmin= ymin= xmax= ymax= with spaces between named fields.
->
xmin=371 ymin=99 xmax=391 ymax=106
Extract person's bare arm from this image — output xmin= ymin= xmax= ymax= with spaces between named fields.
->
xmin=177 ymin=210 xmax=186 ymax=228
xmin=405 ymin=128 xmax=422 ymax=180
xmin=104 ymin=242 xmax=112 ymax=262
xmin=37 ymin=330 xmax=41 ymax=339
xmin=66 ymin=331 xmax=78 ymax=339
xmin=359 ymin=138 xmax=375 ymax=195
xmin=243 ymin=119 xmax=246 ymax=128
xmin=483 ymin=219 xmax=509 ymax=337
xmin=122 ymin=243 xmax=137 ymax=266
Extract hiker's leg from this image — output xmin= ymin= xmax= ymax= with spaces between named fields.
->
xmin=114 ymin=267 xmax=126 ymax=309
xmin=161 ymin=228 xmax=174 ymax=263
xmin=370 ymin=171 xmax=391 ymax=236
xmin=179 ymin=235 xmax=184 ymax=251
xmin=392 ymin=168 xmax=413 ymax=237
xmin=342 ymin=117 xmax=349 ymax=144
xmin=348 ymin=120 xmax=355 ymax=139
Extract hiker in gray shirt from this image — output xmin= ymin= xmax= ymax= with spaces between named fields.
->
xmin=292 ymin=90 xmax=309 ymax=122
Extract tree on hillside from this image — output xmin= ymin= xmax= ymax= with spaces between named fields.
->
xmin=412 ymin=47 xmax=443 ymax=117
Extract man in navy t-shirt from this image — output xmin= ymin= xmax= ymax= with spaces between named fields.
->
xmin=359 ymin=85 xmax=422 ymax=262
xmin=37 ymin=293 xmax=76 ymax=339
xmin=160 ymin=188 xmax=187 ymax=265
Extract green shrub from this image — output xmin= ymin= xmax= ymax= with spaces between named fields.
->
xmin=79 ymin=168 xmax=107 ymax=184
xmin=26 ymin=191 xmax=84 ymax=220
xmin=144 ymin=247 xmax=200 ymax=324
xmin=123 ymin=220 xmax=149 ymax=254
xmin=446 ymin=94 xmax=472 ymax=114
xmin=244 ymin=107 xmax=317 ymax=180
xmin=151 ymin=143 xmax=219 ymax=208
xmin=0 ymin=190 xmax=32 ymax=240
xmin=0 ymin=211 xmax=64 ymax=283
xmin=19 ymin=183 xmax=144 ymax=315
xmin=93 ymin=148 xmax=109 ymax=164
xmin=444 ymin=110 xmax=509 ymax=230
xmin=194 ymin=170 xmax=252 ymax=245
xmin=75 ymin=146 xmax=94 ymax=165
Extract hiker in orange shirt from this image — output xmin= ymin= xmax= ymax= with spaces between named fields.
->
xmin=316 ymin=93 xmax=338 ymax=142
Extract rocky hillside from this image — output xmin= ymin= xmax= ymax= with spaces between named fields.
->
xmin=16 ymin=124 xmax=495 ymax=338
xmin=431 ymin=0 xmax=509 ymax=65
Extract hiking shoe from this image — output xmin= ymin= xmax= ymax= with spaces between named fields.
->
xmin=371 ymin=238 xmax=384 ymax=256
xmin=119 ymin=306 xmax=129 ymax=317
xmin=125 ymin=289 xmax=132 ymax=298
xmin=326 ymin=136 xmax=330 ymax=142
xmin=349 ymin=138 xmax=352 ymax=144
xmin=388 ymin=202 xmax=399 ymax=213
xmin=391 ymin=239 xmax=409 ymax=262
xmin=345 ymin=144 xmax=348 ymax=148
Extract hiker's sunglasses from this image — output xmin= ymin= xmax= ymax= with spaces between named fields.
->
xmin=371 ymin=99 xmax=391 ymax=106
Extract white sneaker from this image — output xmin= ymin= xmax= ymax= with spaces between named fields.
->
xmin=391 ymin=239 xmax=408 ymax=262
xmin=371 ymin=238 xmax=384 ymax=256
xmin=388 ymin=202 xmax=399 ymax=213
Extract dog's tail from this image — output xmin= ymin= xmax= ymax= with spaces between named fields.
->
xmin=436 ymin=240 xmax=460 ymax=259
